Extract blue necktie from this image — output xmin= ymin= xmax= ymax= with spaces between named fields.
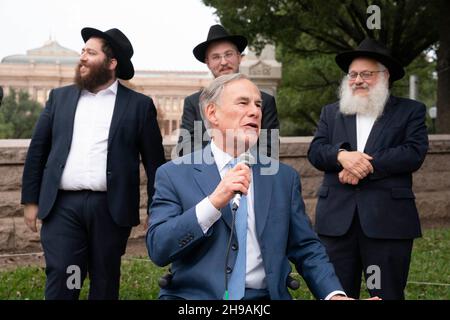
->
xmin=226 ymin=159 xmax=247 ymax=300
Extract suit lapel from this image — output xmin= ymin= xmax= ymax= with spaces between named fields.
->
xmin=108 ymin=82 xmax=131 ymax=146
xmin=252 ymin=163 xmax=273 ymax=238
xmin=65 ymin=86 xmax=82 ymax=147
xmin=364 ymin=96 xmax=397 ymax=153
xmin=192 ymin=146 xmax=234 ymax=230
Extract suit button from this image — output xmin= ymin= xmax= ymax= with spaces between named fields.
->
xmin=231 ymin=244 xmax=238 ymax=250
xmin=355 ymin=187 xmax=360 ymax=191
xmin=59 ymin=164 xmax=64 ymax=169
xmin=226 ymin=267 xmax=232 ymax=274
xmin=107 ymin=171 xmax=111 ymax=175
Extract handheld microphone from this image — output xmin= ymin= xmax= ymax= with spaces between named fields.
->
xmin=231 ymin=152 xmax=256 ymax=210
xmin=0 ymin=86 xmax=3 ymax=107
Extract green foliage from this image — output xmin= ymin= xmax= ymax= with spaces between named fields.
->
xmin=203 ymin=0 xmax=438 ymax=65
xmin=0 ymin=88 xmax=43 ymax=139
xmin=0 ymin=228 xmax=449 ymax=300
xmin=277 ymin=52 xmax=342 ymax=136
xmin=0 ymin=266 xmax=46 ymax=300
xmin=392 ymin=54 xmax=438 ymax=133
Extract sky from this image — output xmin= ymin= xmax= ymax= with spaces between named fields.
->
xmin=0 ymin=0 xmax=220 ymax=71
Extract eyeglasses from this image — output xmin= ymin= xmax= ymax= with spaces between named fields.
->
xmin=208 ymin=50 xmax=239 ymax=63
xmin=347 ymin=70 xmax=386 ymax=80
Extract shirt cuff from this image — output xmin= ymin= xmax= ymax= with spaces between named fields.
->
xmin=324 ymin=290 xmax=347 ymax=300
xmin=195 ymin=197 xmax=221 ymax=234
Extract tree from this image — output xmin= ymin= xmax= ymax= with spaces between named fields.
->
xmin=0 ymin=89 xmax=43 ymax=138
xmin=203 ymin=0 xmax=443 ymax=134
xmin=276 ymin=52 xmax=341 ymax=135
xmin=436 ymin=0 xmax=450 ymax=133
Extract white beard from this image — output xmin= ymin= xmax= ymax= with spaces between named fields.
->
xmin=339 ymin=76 xmax=390 ymax=118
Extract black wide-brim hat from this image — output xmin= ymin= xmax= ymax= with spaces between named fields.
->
xmin=193 ymin=24 xmax=248 ymax=63
xmin=335 ymin=38 xmax=405 ymax=82
xmin=81 ymin=27 xmax=135 ymax=80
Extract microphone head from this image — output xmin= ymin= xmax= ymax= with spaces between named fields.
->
xmin=237 ymin=152 xmax=256 ymax=167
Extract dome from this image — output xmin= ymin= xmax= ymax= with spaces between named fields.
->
xmin=1 ymin=40 xmax=79 ymax=66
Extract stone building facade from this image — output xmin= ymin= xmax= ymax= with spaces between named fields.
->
xmin=0 ymin=40 xmax=282 ymax=142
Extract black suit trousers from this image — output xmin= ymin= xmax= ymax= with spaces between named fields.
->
xmin=319 ymin=211 xmax=413 ymax=300
xmin=40 ymin=190 xmax=131 ymax=300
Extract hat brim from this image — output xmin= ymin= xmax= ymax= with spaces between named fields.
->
xmin=335 ymin=50 xmax=405 ymax=82
xmin=193 ymin=35 xmax=247 ymax=63
xmin=81 ymin=27 xmax=134 ymax=80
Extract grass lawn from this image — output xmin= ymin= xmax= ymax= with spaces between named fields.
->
xmin=0 ymin=228 xmax=449 ymax=300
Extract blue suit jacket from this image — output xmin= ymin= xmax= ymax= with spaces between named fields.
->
xmin=147 ymin=145 xmax=343 ymax=300
xmin=308 ymin=95 xmax=429 ymax=239
xmin=21 ymin=83 xmax=166 ymax=227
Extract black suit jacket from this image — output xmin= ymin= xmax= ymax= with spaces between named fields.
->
xmin=21 ymin=83 xmax=166 ymax=227
xmin=307 ymin=96 xmax=428 ymax=239
xmin=177 ymin=90 xmax=279 ymax=156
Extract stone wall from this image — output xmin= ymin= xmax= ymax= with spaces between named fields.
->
xmin=1 ymin=136 xmax=449 ymax=253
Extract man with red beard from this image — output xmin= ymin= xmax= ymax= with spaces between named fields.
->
xmin=176 ymin=25 xmax=279 ymax=157
xmin=21 ymin=28 xmax=166 ymax=299
xmin=308 ymin=38 xmax=429 ymax=300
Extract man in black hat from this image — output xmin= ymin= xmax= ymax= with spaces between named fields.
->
xmin=308 ymin=38 xmax=429 ymax=299
xmin=21 ymin=27 xmax=166 ymax=299
xmin=176 ymin=24 xmax=279 ymax=157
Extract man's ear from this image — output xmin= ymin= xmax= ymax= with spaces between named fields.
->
xmin=109 ymin=58 xmax=118 ymax=71
xmin=205 ymin=103 xmax=219 ymax=126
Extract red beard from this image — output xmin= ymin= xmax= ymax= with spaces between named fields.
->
xmin=74 ymin=58 xmax=114 ymax=92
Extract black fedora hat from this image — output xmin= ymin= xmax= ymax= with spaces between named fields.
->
xmin=335 ymin=38 xmax=405 ymax=82
xmin=81 ymin=27 xmax=134 ymax=80
xmin=193 ymin=24 xmax=248 ymax=63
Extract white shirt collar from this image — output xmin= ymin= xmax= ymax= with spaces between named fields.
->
xmin=210 ymin=140 xmax=235 ymax=173
xmin=108 ymin=79 xmax=118 ymax=95
xmin=81 ymin=79 xmax=118 ymax=96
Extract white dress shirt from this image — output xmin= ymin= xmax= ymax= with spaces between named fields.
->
xmin=60 ymin=80 xmax=117 ymax=191
xmin=195 ymin=141 xmax=267 ymax=289
xmin=356 ymin=113 xmax=377 ymax=152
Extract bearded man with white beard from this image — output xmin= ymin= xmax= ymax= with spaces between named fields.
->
xmin=307 ymin=38 xmax=429 ymax=300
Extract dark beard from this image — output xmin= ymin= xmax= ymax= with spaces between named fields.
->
xmin=74 ymin=59 xmax=114 ymax=92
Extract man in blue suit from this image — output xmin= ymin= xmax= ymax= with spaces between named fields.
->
xmin=147 ymin=73 xmax=350 ymax=300
xmin=308 ymin=38 xmax=429 ymax=299
xmin=21 ymin=27 xmax=166 ymax=299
